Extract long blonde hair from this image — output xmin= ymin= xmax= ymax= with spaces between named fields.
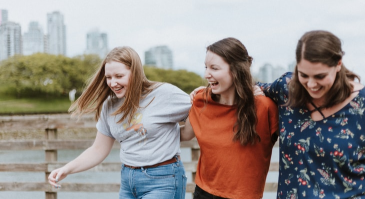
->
xmin=69 ymin=47 xmax=157 ymax=123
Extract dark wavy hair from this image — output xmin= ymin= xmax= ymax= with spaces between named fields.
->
xmin=287 ymin=30 xmax=360 ymax=108
xmin=204 ymin=37 xmax=259 ymax=145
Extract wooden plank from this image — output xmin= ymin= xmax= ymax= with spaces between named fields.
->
xmin=269 ymin=162 xmax=279 ymax=171
xmin=0 ymin=139 xmax=277 ymax=150
xmin=0 ymin=114 xmax=95 ymax=131
xmin=264 ymin=182 xmax=278 ymax=192
xmin=0 ymin=140 xmax=203 ymax=150
xmin=186 ymin=182 xmax=195 ymax=193
xmin=0 ymin=182 xmax=278 ymax=193
xmin=0 ymin=162 xmax=278 ymax=172
xmin=0 ymin=140 xmax=120 ymax=150
xmin=0 ymin=140 xmax=44 ymax=150
xmin=180 ymin=139 xmax=199 ymax=149
xmin=0 ymin=163 xmax=47 ymax=171
xmin=0 ymin=182 xmax=119 ymax=192
xmin=0 ymin=182 xmax=196 ymax=193
xmin=0 ymin=161 xmax=200 ymax=172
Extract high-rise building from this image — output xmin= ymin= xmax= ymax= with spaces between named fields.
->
xmin=257 ymin=63 xmax=273 ymax=83
xmin=43 ymin=34 xmax=49 ymax=54
xmin=273 ymin=65 xmax=287 ymax=81
xmin=288 ymin=61 xmax=296 ymax=73
xmin=256 ymin=63 xmax=286 ymax=83
xmin=47 ymin=11 xmax=66 ymax=55
xmin=0 ymin=20 xmax=22 ymax=61
xmin=145 ymin=46 xmax=173 ymax=69
xmin=84 ymin=28 xmax=108 ymax=58
xmin=0 ymin=9 xmax=8 ymax=25
xmin=23 ymin=21 xmax=44 ymax=55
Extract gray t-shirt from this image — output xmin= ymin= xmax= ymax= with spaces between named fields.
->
xmin=96 ymin=83 xmax=191 ymax=166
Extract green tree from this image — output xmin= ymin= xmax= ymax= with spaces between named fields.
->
xmin=0 ymin=53 xmax=101 ymax=97
xmin=144 ymin=66 xmax=206 ymax=93
xmin=0 ymin=53 xmax=203 ymax=97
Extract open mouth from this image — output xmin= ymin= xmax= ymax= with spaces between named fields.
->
xmin=210 ymin=81 xmax=218 ymax=87
xmin=309 ymin=87 xmax=321 ymax=92
xmin=114 ymin=86 xmax=124 ymax=92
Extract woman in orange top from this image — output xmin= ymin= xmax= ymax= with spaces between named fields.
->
xmin=181 ymin=37 xmax=279 ymax=199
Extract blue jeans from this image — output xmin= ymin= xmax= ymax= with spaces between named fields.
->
xmin=119 ymin=157 xmax=187 ymax=199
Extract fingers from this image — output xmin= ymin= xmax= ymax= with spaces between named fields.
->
xmin=190 ymin=86 xmax=206 ymax=103
xmin=253 ymin=85 xmax=265 ymax=96
xmin=48 ymin=169 xmax=63 ymax=189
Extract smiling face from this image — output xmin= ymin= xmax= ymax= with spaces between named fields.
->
xmin=297 ymin=59 xmax=341 ymax=105
xmin=204 ymin=50 xmax=235 ymax=99
xmin=105 ymin=61 xmax=131 ymax=98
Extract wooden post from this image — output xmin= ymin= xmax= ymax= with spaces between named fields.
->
xmin=45 ymin=128 xmax=58 ymax=199
xmin=191 ymin=148 xmax=200 ymax=182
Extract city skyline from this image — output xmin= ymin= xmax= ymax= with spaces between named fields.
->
xmin=1 ymin=0 xmax=365 ymax=79
xmin=145 ymin=46 xmax=174 ymax=69
xmin=85 ymin=28 xmax=109 ymax=59
xmin=0 ymin=9 xmax=22 ymax=61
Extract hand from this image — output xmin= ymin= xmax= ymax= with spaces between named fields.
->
xmin=48 ymin=167 xmax=69 ymax=189
xmin=190 ymin=86 xmax=206 ymax=103
xmin=253 ymin=85 xmax=265 ymax=96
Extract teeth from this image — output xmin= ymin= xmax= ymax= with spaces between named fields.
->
xmin=115 ymin=87 xmax=123 ymax=91
xmin=311 ymin=88 xmax=319 ymax=91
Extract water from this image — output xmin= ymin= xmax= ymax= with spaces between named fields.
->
xmin=0 ymin=147 xmax=279 ymax=199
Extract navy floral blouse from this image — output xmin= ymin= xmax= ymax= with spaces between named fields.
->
xmin=258 ymin=72 xmax=365 ymax=199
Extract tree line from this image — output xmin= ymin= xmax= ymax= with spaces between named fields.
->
xmin=0 ymin=53 xmax=205 ymax=98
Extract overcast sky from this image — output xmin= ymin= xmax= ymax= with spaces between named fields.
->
xmin=2 ymin=0 xmax=365 ymax=79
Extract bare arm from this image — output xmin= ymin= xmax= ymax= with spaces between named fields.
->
xmin=48 ymin=131 xmax=115 ymax=188
xmin=180 ymin=117 xmax=195 ymax=141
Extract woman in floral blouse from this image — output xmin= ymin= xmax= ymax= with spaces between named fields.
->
xmin=257 ymin=30 xmax=365 ymax=198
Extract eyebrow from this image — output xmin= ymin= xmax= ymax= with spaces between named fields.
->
xmin=206 ymin=63 xmax=219 ymax=67
xmin=298 ymin=71 xmax=327 ymax=76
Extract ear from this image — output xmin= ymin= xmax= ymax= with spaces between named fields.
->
xmin=336 ymin=60 xmax=342 ymax=72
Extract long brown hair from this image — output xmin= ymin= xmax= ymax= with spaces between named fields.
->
xmin=204 ymin=37 xmax=259 ymax=145
xmin=69 ymin=47 xmax=157 ymax=123
xmin=287 ymin=30 xmax=360 ymax=108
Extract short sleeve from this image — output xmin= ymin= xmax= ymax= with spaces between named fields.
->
xmin=256 ymin=72 xmax=293 ymax=105
xmin=166 ymin=85 xmax=191 ymax=122
xmin=96 ymin=99 xmax=115 ymax=139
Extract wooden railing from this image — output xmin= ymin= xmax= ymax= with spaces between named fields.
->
xmin=0 ymin=114 xmax=278 ymax=198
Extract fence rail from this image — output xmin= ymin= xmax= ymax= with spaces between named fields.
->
xmin=0 ymin=114 xmax=279 ymax=198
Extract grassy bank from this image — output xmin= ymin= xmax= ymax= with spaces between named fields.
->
xmin=0 ymin=95 xmax=71 ymax=114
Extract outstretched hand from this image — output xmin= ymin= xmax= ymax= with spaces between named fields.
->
xmin=48 ymin=167 xmax=69 ymax=189
xmin=253 ymin=85 xmax=265 ymax=96
xmin=190 ymin=86 xmax=206 ymax=103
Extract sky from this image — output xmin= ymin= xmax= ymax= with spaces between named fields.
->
xmin=1 ymin=0 xmax=365 ymax=79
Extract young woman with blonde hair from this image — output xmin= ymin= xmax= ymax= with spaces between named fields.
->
xmin=48 ymin=46 xmax=191 ymax=199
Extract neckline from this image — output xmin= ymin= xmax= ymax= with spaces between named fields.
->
xmin=307 ymin=86 xmax=365 ymax=122
xmin=309 ymin=101 xmax=325 ymax=119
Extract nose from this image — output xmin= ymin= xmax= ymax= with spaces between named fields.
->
xmin=204 ymin=69 xmax=212 ymax=79
xmin=307 ymin=78 xmax=317 ymax=88
xmin=110 ymin=78 xmax=118 ymax=87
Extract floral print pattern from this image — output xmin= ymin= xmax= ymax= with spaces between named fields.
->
xmin=258 ymin=72 xmax=365 ymax=198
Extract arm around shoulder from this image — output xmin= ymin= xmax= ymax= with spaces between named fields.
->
xmin=180 ymin=117 xmax=195 ymax=141
xmin=266 ymin=97 xmax=279 ymax=136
